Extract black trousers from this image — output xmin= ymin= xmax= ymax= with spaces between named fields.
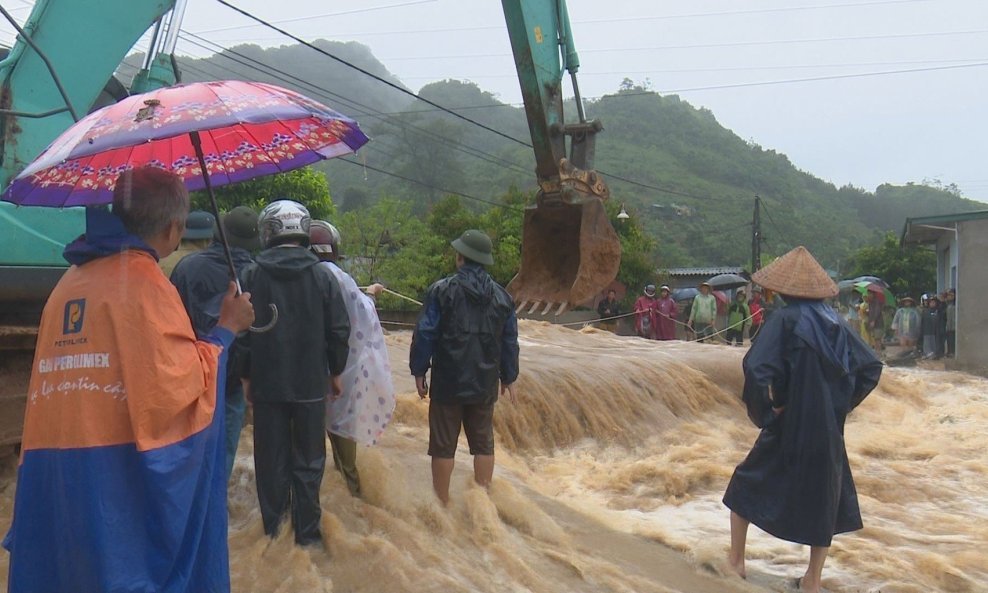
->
xmin=253 ymin=400 xmax=327 ymax=545
xmin=725 ymin=328 xmax=744 ymax=346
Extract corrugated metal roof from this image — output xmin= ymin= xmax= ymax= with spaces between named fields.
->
xmin=662 ymin=266 xmax=747 ymax=276
xmin=901 ymin=210 xmax=988 ymax=245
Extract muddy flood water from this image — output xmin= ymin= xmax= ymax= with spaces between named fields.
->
xmin=1 ymin=321 xmax=986 ymax=592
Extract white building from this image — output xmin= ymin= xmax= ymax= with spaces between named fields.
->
xmin=901 ymin=211 xmax=988 ymax=374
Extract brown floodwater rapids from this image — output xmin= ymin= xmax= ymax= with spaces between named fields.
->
xmin=1 ymin=320 xmax=986 ymax=592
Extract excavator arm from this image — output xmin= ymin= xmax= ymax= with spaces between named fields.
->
xmin=501 ymin=0 xmax=621 ymax=314
xmin=0 ymin=0 xmax=179 ymax=277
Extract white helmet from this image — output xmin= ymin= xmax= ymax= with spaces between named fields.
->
xmin=259 ymin=200 xmax=311 ymax=247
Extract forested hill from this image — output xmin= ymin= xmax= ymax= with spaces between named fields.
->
xmin=128 ymin=40 xmax=985 ymax=269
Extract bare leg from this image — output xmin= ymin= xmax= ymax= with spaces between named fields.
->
xmin=431 ymin=457 xmax=455 ymax=506
xmin=728 ymin=511 xmax=748 ymax=578
xmin=473 ymin=454 xmax=494 ymax=488
xmin=799 ymin=546 xmax=829 ymax=592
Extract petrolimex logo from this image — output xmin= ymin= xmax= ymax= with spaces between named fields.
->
xmin=63 ymin=299 xmax=86 ymax=335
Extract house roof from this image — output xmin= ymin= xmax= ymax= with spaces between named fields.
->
xmin=662 ymin=266 xmax=747 ymax=277
xmin=901 ymin=210 xmax=988 ymax=245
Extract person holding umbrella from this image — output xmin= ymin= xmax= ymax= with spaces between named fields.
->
xmin=5 ymin=167 xmax=256 ymax=593
xmin=1 ymin=79 xmax=370 ymax=585
xmin=723 ymin=246 xmax=882 ymax=593
xmin=863 ymin=291 xmax=885 ymax=354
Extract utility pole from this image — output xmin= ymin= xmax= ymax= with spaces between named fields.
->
xmin=751 ymin=196 xmax=762 ymax=273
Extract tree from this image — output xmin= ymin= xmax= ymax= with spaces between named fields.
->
xmin=845 ymin=232 xmax=936 ymax=299
xmin=190 ymin=167 xmax=336 ymax=220
xmin=604 ymin=200 xmax=658 ymax=308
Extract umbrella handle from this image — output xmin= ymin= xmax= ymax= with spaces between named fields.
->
xmin=250 ymin=304 xmax=279 ymax=333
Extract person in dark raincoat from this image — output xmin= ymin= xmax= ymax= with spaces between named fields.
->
xmin=171 ymin=206 xmax=261 ymax=481
xmin=722 ymin=246 xmax=883 ymax=593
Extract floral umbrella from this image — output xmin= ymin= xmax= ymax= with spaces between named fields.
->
xmin=1 ymin=80 xmax=369 ymax=331
xmin=2 ymin=80 xmax=368 ymax=206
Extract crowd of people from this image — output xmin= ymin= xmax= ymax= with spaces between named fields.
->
xmin=5 ymin=167 xmax=519 ymax=593
xmin=848 ymin=289 xmax=956 ymax=360
xmin=888 ymin=290 xmax=956 ymax=359
xmin=627 ymin=281 xmax=778 ymax=346
xmin=6 ymin=166 xmax=894 ymax=593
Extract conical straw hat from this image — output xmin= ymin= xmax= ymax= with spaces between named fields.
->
xmin=752 ymin=246 xmax=837 ymax=299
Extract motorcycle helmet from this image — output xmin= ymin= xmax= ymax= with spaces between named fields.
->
xmin=258 ymin=199 xmax=311 ymax=247
xmin=309 ymin=219 xmax=341 ymax=256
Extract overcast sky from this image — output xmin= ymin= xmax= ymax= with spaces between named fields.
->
xmin=4 ymin=0 xmax=987 ymax=201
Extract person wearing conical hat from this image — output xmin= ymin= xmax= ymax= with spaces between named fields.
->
xmin=722 ymin=246 xmax=883 ymax=593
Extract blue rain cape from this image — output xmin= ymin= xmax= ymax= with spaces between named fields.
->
xmin=723 ymin=300 xmax=883 ymax=547
xmin=4 ymin=212 xmax=232 ymax=593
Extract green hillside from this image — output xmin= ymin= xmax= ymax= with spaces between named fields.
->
xmin=132 ymin=41 xmax=984 ymax=271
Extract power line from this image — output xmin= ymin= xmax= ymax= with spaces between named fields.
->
xmin=218 ymin=0 xmax=932 ymax=39
xmin=395 ymin=57 xmax=988 ymax=80
xmin=203 ymin=0 xmax=831 ymax=220
xmin=376 ymin=29 xmax=988 ymax=62
xmin=652 ymin=61 xmax=988 ymax=94
xmin=213 ymin=0 xmax=531 ymax=148
xmin=761 ymin=207 xmax=796 ymax=249
xmin=208 ymin=0 xmax=754 ymax=209
xmin=177 ymin=32 xmax=533 ymax=174
xmin=194 ymin=0 xmax=437 ymax=35
xmin=337 ymin=157 xmax=525 ymax=212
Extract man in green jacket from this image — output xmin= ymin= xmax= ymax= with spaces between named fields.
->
xmin=689 ymin=281 xmax=718 ymax=342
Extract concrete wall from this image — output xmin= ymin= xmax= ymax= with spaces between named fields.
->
xmin=954 ymin=219 xmax=988 ymax=374
xmin=936 ymin=233 xmax=958 ymax=292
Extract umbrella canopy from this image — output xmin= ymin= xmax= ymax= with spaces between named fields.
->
xmin=839 ymin=276 xmax=886 ymax=292
xmin=672 ymin=287 xmax=698 ymax=301
xmin=853 ymin=281 xmax=895 ymax=306
xmin=2 ymin=80 xmax=369 ymax=206
xmin=707 ymin=273 xmax=748 ymax=290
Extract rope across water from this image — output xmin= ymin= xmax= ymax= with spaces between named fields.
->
xmin=367 ymin=286 xmax=759 ymax=343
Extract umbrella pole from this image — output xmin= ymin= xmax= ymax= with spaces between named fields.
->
xmin=189 ymin=131 xmax=277 ymax=332
xmin=189 ymin=131 xmax=240 ymax=290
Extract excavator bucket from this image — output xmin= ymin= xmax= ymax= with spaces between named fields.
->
xmin=507 ymin=199 xmax=621 ymax=314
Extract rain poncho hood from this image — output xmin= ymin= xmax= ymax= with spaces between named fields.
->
xmin=255 ymin=244 xmax=320 ymax=279
xmin=459 ymin=261 xmax=496 ymax=304
xmin=63 ymin=207 xmax=158 ymax=265
xmin=792 ymin=299 xmax=850 ymax=378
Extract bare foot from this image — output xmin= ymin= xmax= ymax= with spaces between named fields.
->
xmin=726 ymin=554 xmax=746 ymax=579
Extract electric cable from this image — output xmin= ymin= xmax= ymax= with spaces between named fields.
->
xmin=213 ymin=0 xmax=532 ymax=148
xmin=337 ymin=157 xmax=526 ymax=212
xmin=178 ymin=31 xmax=533 ymax=174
